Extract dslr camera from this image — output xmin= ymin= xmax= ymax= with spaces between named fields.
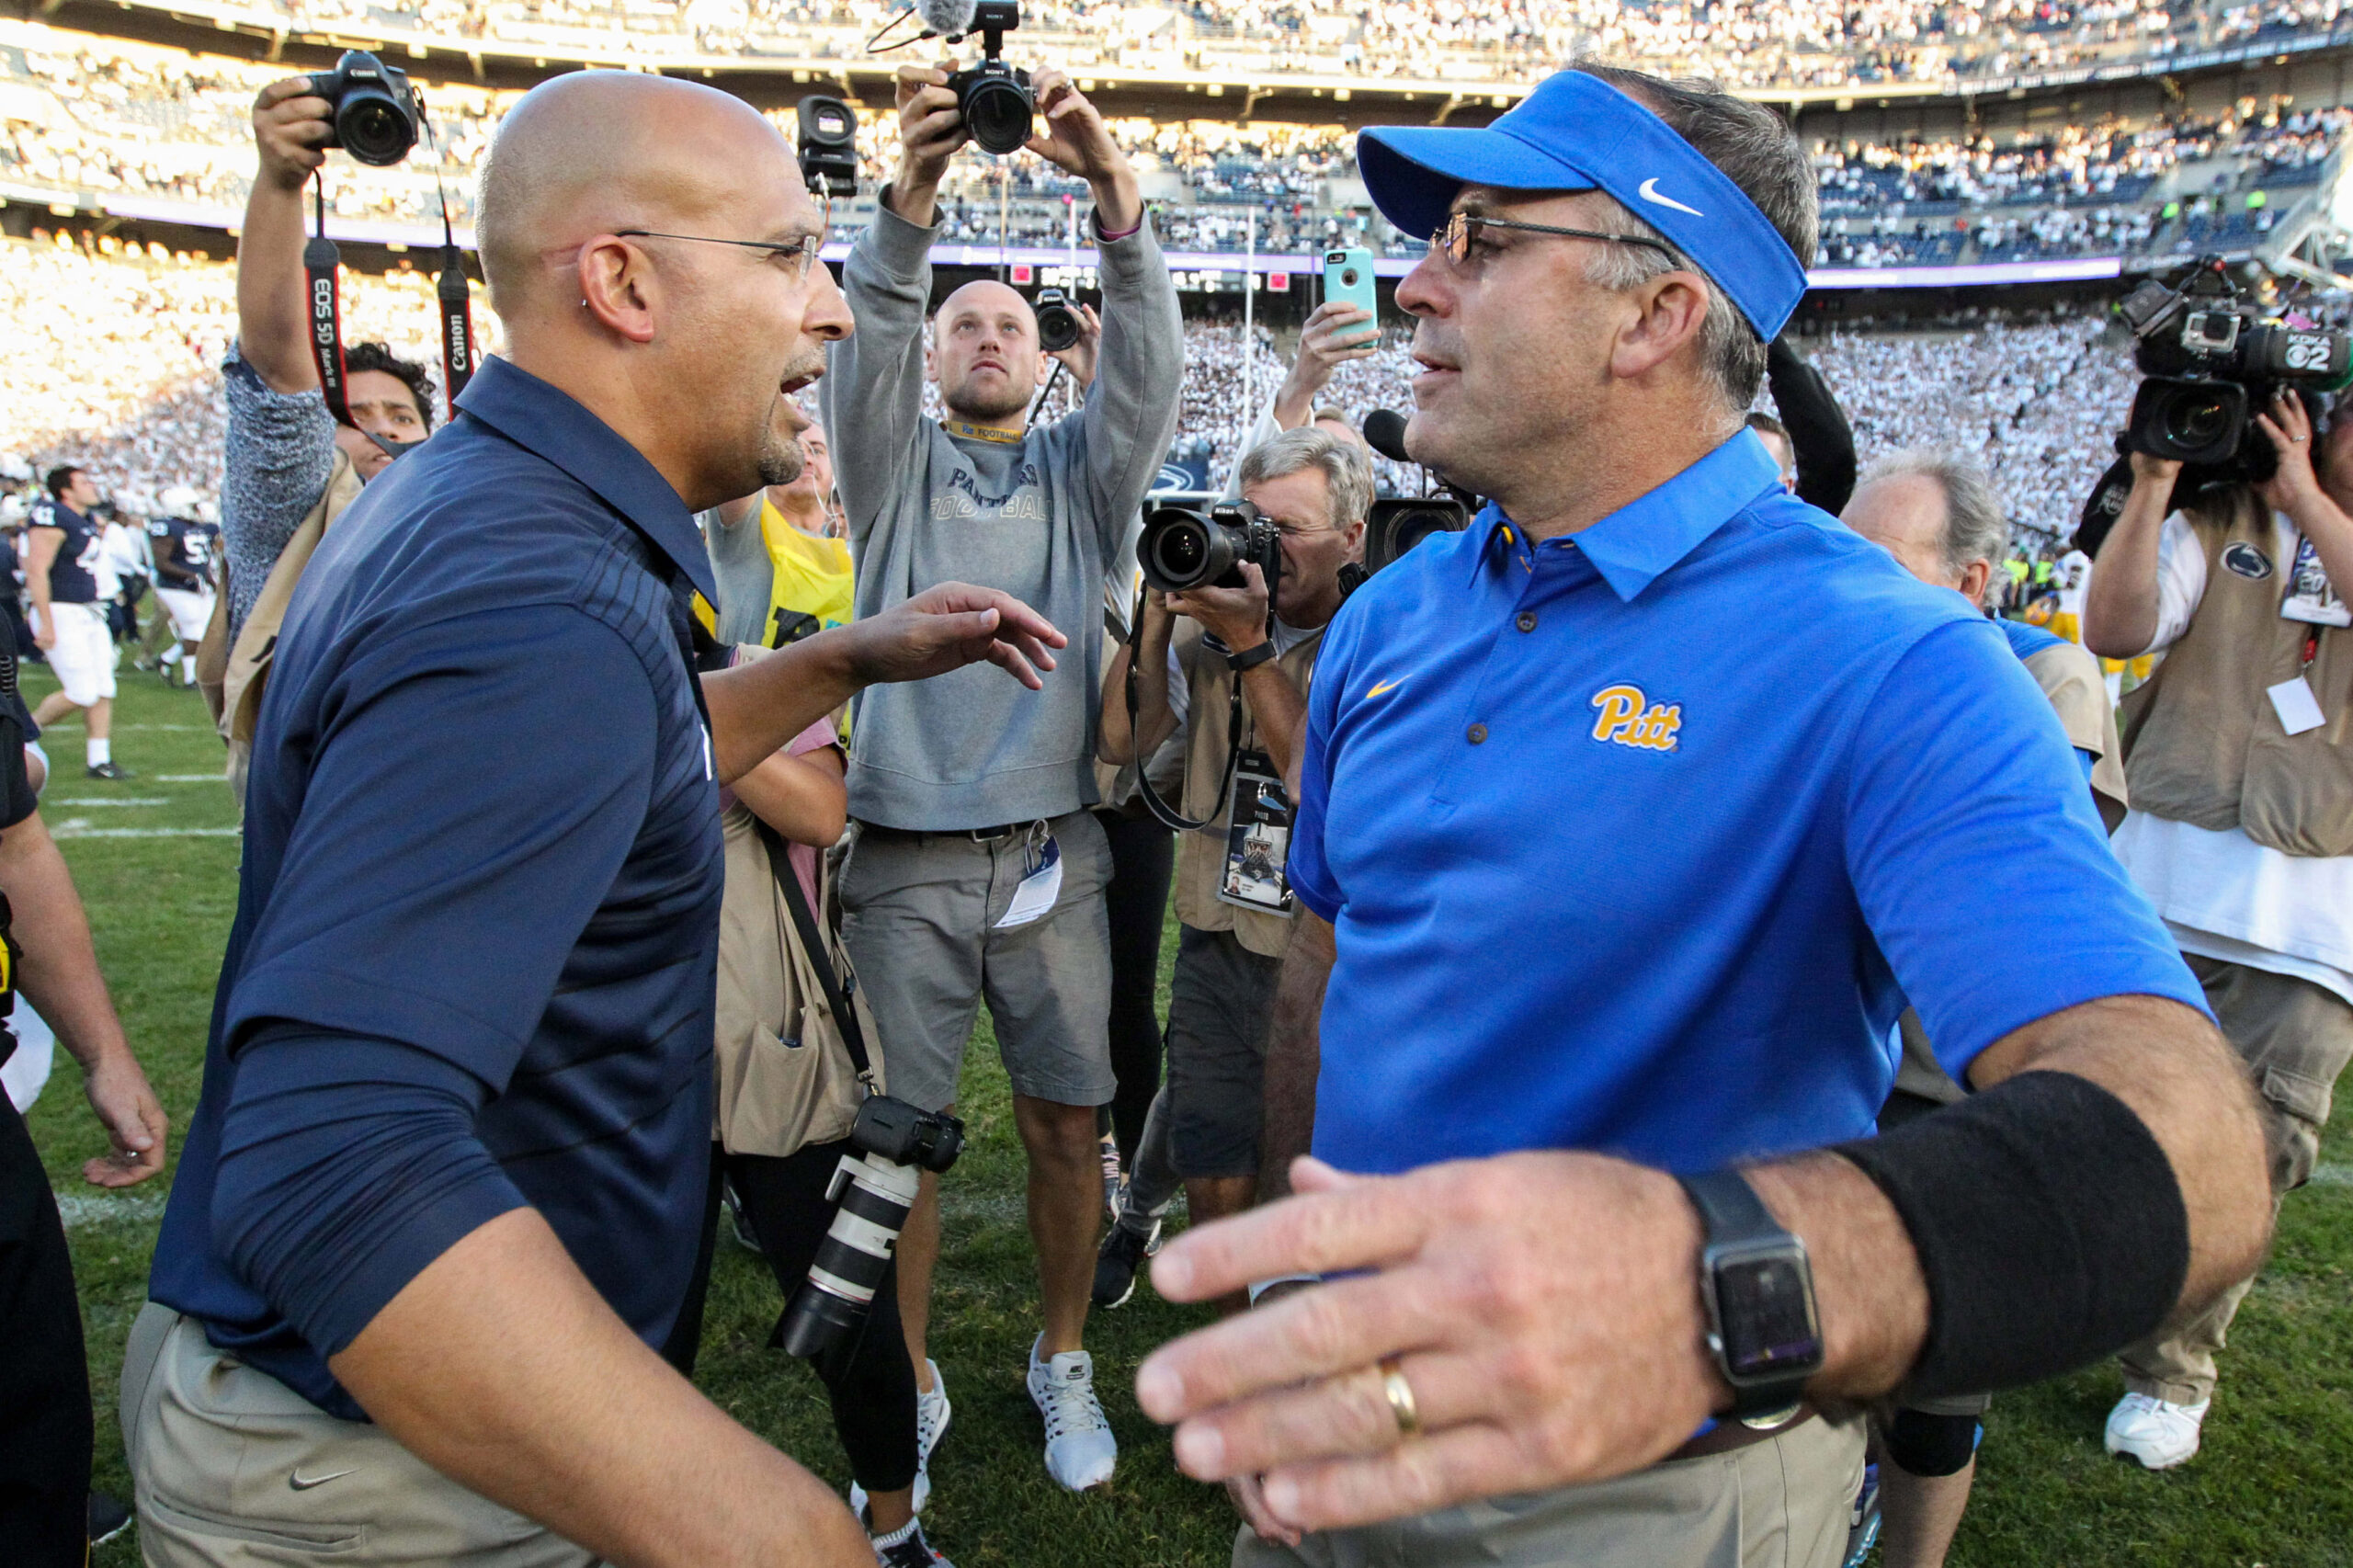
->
xmin=1140 ymin=497 xmax=1283 ymax=599
xmin=2120 ymin=256 xmax=2352 ymax=475
xmin=1034 ymin=287 xmax=1081 ymax=353
xmin=948 ymin=0 xmax=1033 ymax=156
xmin=307 ymin=50 xmax=420 ymax=167
xmin=777 ymin=1095 xmax=964 ymax=1360
xmin=796 ymin=95 xmax=858 ymax=197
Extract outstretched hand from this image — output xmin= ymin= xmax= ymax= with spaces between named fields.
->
xmin=1134 ymin=1152 xmax=1728 ymax=1535
xmin=845 ymin=582 xmax=1065 ymax=690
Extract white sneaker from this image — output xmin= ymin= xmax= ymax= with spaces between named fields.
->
xmin=852 ymin=1358 xmax=948 ymax=1519
xmin=2104 ymin=1391 xmax=2211 ymax=1469
xmin=1026 ymin=1335 xmax=1117 ymax=1491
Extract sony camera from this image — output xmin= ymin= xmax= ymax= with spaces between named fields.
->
xmin=1035 ymin=287 xmax=1080 ymax=353
xmin=777 ymin=1095 xmax=963 ymax=1360
xmin=948 ymin=0 xmax=1032 ymax=156
xmin=1140 ymin=497 xmax=1283 ymax=597
xmin=2120 ymin=256 xmax=2352 ymax=475
xmin=307 ymin=50 xmax=419 ymax=167
xmin=796 ymin=95 xmax=858 ymax=198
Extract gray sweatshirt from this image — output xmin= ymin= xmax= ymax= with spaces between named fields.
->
xmin=824 ymin=200 xmax=1184 ymax=830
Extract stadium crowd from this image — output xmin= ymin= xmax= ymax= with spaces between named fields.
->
xmin=91 ymin=0 xmax=2353 ymax=87
xmin=0 ymin=35 xmax=2347 ymax=1568
xmin=6 ymin=17 xmax=2352 ymax=270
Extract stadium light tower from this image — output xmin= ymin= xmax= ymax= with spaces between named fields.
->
xmin=2255 ymin=141 xmax=2353 ymax=293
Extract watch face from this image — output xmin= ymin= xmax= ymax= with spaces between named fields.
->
xmin=1718 ymin=1253 xmax=1822 ymax=1378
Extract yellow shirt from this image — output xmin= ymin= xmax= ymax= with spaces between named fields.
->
xmin=758 ymin=500 xmax=854 ymax=645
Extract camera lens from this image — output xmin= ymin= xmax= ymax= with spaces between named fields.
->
xmin=339 ymin=91 xmax=415 ymax=166
xmin=1341 ymin=268 xmax=1360 ymax=288
xmin=962 ymin=75 xmax=1034 ymax=156
xmin=1153 ymin=521 xmax=1207 ymax=583
xmin=2163 ymin=392 xmax=2231 ymax=449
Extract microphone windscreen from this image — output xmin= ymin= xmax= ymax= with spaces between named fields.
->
xmin=1362 ymin=409 xmax=1412 ymax=464
xmin=916 ymin=0 xmax=979 ymax=37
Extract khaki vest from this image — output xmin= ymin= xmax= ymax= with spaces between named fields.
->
xmin=1171 ymin=619 xmax=1323 ymax=958
xmin=711 ymin=801 xmax=881 ymax=1158
xmin=2118 ymin=491 xmax=2353 ymax=858
xmin=2018 ymin=638 xmax=2131 ymax=831
xmin=197 ymin=449 xmax=366 ymax=749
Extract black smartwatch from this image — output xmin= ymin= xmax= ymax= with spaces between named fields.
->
xmin=1226 ymin=640 xmax=1278 ymax=673
xmin=1677 ymin=1167 xmax=1824 ymax=1419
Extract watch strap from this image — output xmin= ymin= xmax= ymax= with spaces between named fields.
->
xmin=1226 ymin=640 xmax=1279 ymax=673
xmin=1678 ymin=1167 xmax=1782 ymax=1245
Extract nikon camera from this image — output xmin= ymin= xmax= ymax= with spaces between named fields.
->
xmin=2120 ymin=256 xmax=2353 ymax=478
xmin=307 ymin=50 xmax=420 ymax=167
xmin=1139 ymin=498 xmax=1283 ymax=598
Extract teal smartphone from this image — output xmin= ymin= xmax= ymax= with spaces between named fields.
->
xmin=1323 ymin=246 xmax=1379 ymax=335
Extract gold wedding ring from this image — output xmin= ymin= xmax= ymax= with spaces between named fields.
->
xmin=1377 ymin=1355 xmax=1422 ymax=1437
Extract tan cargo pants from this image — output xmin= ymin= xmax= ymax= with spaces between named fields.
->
xmin=2120 ymin=954 xmax=2353 ymax=1406
xmin=122 ymin=1302 xmax=600 ymax=1567
xmin=1232 ymin=1413 xmax=1865 ymax=1568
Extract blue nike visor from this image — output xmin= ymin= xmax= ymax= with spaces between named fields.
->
xmin=1357 ymin=71 xmax=1810 ymax=342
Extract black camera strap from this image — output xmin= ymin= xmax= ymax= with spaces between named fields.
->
xmin=419 ymin=100 xmax=475 ymax=411
xmin=305 ymin=176 xmax=356 ymax=431
xmin=756 ymin=817 xmax=878 ymax=1093
xmin=1125 ymin=576 xmax=1247 ymax=835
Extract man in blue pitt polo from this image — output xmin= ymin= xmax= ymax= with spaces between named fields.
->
xmin=131 ymin=74 xmax=1062 ymax=1568
xmin=1135 ymin=63 xmax=2273 ymax=1568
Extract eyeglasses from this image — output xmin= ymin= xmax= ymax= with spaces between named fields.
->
xmin=614 ymin=209 xmax=831 ymax=284
xmin=1429 ymin=211 xmax=1677 ymax=268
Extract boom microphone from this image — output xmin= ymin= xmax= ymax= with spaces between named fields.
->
xmin=915 ymin=0 xmax=980 ymax=39
xmin=1361 ymin=408 xmax=1413 ymax=465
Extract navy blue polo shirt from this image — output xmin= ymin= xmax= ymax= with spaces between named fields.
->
xmin=1290 ymin=429 xmax=2203 ymax=1176
xmin=150 ymin=356 xmax=723 ymax=1417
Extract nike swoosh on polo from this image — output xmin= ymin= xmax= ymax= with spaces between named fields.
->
xmin=1366 ymin=678 xmax=1405 ymax=699
xmin=1638 ymin=178 xmax=1704 ymax=218
xmin=289 ymin=1469 xmax=358 ymax=1491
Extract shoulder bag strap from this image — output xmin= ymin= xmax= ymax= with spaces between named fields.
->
xmin=753 ymin=818 xmax=875 ymax=1087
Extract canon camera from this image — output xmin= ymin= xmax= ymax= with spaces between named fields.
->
xmin=2120 ymin=257 xmax=2353 ymax=477
xmin=777 ymin=1095 xmax=963 ymax=1360
xmin=1140 ymin=498 xmax=1283 ymax=597
xmin=307 ymin=50 xmax=420 ymax=167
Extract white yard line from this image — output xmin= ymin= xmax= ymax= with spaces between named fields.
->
xmin=51 ymin=825 xmax=241 ymax=839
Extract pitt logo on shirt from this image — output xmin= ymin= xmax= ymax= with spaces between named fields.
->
xmin=1590 ymin=683 xmax=1682 ymax=752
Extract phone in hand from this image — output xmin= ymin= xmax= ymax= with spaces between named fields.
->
xmin=1323 ymin=246 xmax=1379 ymax=334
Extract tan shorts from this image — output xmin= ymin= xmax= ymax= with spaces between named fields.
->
xmin=122 ymin=1302 xmax=598 ymax=1567
xmin=1233 ymin=1413 xmax=1865 ymax=1568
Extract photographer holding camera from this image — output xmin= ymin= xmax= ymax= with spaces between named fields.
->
xmin=2083 ymin=386 xmax=2353 ymax=1470
xmin=1092 ymin=428 xmax=1370 ymax=1315
xmin=204 ymin=73 xmax=441 ymax=798
xmin=821 ymin=37 xmax=1182 ymax=1494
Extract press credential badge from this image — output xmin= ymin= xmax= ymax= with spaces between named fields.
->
xmin=993 ymin=830 xmax=1063 ymax=929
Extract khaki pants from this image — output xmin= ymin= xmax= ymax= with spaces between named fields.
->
xmin=122 ymin=1303 xmax=598 ymax=1567
xmin=2120 ymin=955 xmax=2353 ymax=1405
xmin=1233 ymin=1415 xmax=1864 ymax=1568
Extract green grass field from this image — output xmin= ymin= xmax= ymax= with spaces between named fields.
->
xmin=19 ymin=662 xmax=2353 ymax=1568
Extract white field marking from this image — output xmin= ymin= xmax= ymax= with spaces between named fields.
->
xmin=2310 ymin=1164 xmax=2353 ymax=1187
xmin=51 ymin=825 xmax=241 ymax=839
xmin=54 ymin=1192 xmax=168 ymax=1228
xmin=49 ymin=798 xmax=170 ymax=807
xmin=156 ymin=774 xmax=230 ymax=782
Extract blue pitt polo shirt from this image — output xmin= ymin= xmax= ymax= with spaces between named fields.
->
xmin=1290 ymin=429 xmax=2202 ymax=1176
xmin=150 ymin=356 xmax=724 ymax=1417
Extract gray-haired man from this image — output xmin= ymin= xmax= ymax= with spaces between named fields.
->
xmin=1094 ymin=429 xmax=1371 ymax=1314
